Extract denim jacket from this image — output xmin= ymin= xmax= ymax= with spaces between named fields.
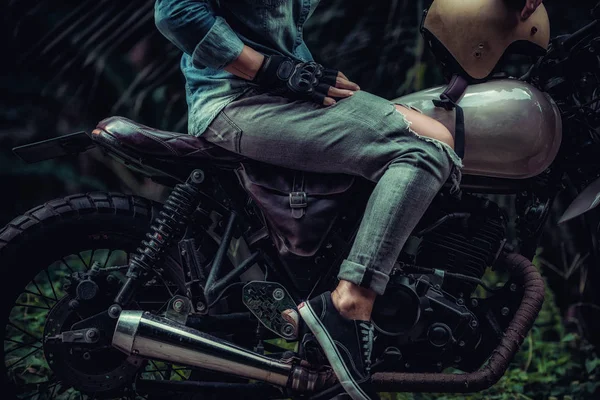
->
xmin=154 ymin=0 xmax=319 ymax=136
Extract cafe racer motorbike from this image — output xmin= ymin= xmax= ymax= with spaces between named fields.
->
xmin=3 ymin=2 xmax=600 ymax=399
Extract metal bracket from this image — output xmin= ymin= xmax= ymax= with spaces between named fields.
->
xmin=165 ymin=295 xmax=193 ymax=325
xmin=46 ymin=328 xmax=100 ymax=344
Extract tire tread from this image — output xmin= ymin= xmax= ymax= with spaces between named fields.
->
xmin=0 ymin=192 xmax=156 ymax=255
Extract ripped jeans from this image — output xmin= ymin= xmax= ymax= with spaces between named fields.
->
xmin=202 ymin=88 xmax=463 ymax=295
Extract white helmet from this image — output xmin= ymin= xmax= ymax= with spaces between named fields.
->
xmin=422 ymin=0 xmax=550 ymax=80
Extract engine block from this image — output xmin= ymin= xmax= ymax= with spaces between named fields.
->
xmin=369 ymin=194 xmax=509 ymax=373
xmin=371 ymin=270 xmax=481 ymax=372
xmin=412 ymin=193 xmax=507 ymax=296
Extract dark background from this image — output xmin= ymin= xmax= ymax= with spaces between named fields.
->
xmin=0 ymin=0 xmax=596 ymax=218
xmin=1 ymin=0 xmax=600 ymax=398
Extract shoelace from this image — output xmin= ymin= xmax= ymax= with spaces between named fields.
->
xmin=359 ymin=321 xmax=375 ymax=372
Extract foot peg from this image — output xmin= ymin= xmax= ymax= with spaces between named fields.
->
xmin=243 ymin=282 xmax=298 ymax=340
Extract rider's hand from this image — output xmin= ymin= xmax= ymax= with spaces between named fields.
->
xmin=521 ymin=0 xmax=543 ymax=20
xmin=253 ymin=55 xmax=359 ymax=107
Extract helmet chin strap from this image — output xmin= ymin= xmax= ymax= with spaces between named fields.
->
xmin=432 ymin=74 xmax=467 ymax=160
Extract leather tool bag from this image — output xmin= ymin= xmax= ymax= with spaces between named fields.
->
xmin=235 ymin=162 xmax=355 ymax=257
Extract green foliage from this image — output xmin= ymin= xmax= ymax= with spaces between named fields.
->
xmin=376 ymin=260 xmax=600 ymax=400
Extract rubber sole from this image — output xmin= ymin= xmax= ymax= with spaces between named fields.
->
xmin=298 ymin=301 xmax=371 ymax=400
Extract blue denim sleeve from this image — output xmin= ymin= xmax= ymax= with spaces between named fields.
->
xmin=154 ymin=0 xmax=245 ymax=70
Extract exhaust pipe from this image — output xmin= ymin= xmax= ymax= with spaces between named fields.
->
xmin=370 ymin=252 xmax=545 ymax=392
xmin=112 ymin=310 xmax=322 ymax=392
xmin=113 ymin=252 xmax=543 ymax=394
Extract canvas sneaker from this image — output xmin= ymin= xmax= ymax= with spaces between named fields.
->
xmin=298 ymin=292 xmax=379 ymax=400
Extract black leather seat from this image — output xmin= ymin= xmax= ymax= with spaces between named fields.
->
xmin=92 ymin=116 xmax=244 ymax=163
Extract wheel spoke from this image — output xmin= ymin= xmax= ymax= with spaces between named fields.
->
xmin=165 ymin=364 xmax=173 ymax=380
xmin=144 ymin=365 xmax=190 ymax=381
xmin=23 ymin=289 xmax=56 ymax=304
xmin=14 ymin=303 xmax=51 ymax=311
xmin=7 ymin=321 xmax=42 ymax=343
xmin=22 ymin=381 xmax=61 ymax=400
xmin=89 ymin=249 xmax=96 ymax=266
xmin=5 ymin=338 xmax=41 ymax=347
xmin=149 ymin=360 xmax=167 ymax=380
xmin=49 ymin=382 xmax=58 ymax=399
xmin=7 ymin=346 xmax=42 ymax=369
xmin=144 ymin=367 xmax=189 ymax=373
xmin=29 ymin=281 xmax=53 ymax=308
xmin=44 ymin=269 xmax=59 ymax=301
xmin=4 ymin=340 xmax=42 ymax=355
xmin=172 ymin=368 xmax=188 ymax=380
xmin=77 ymin=253 xmax=89 ymax=270
xmin=61 ymin=257 xmax=76 ymax=274
xmin=103 ymin=249 xmax=114 ymax=269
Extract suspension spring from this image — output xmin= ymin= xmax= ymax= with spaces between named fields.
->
xmin=132 ymin=186 xmax=200 ymax=272
xmin=114 ymin=170 xmax=204 ymax=306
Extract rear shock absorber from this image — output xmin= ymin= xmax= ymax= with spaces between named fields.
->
xmin=113 ymin=170 xmax=205 ymax=306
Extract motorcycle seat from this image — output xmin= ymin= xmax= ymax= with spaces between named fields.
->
xmin=92 ymin=116 xmax=244 ymax=163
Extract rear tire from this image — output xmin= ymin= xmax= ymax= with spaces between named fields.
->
xmin=0 ymin=192 xmax=160 ymax=399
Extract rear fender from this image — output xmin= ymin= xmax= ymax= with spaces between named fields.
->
xmin=12 ymin=131 xmax=95 ymax=163
xmin=559 ymin=176 xmax=600 ymax=223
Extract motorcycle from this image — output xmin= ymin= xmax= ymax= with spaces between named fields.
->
xmin=3 ymin=3 xmax=600 ymax=399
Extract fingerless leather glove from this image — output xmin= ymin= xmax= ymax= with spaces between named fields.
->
xmin=253 ymin=55 xmax=339 ymax=105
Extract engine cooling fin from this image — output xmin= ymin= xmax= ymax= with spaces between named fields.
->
xmin=415 ymin=194 xmax=507 ymax=295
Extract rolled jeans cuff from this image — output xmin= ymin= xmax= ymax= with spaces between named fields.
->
xmin=337 ymin=259 xmax=390 ymax=296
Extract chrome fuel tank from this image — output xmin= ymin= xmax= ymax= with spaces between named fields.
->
xmin=393 ymin=79 xmax=562 ymax=180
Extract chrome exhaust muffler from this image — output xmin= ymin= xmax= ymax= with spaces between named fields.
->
xmin=112 ymin=310 xmax=322 ymax=392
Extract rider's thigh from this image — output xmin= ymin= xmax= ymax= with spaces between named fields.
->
xmin=394 ymin=105 xmax=455 ymax=150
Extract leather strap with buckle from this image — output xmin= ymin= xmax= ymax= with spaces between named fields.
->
xmin=432 ymin=74 xmax=467 ymax=160
xmin=290 ymin=172 xmax=307 ymax=219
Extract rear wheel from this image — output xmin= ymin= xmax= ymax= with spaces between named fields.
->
xmin=0 ymin=193 xmax=197 ymax=399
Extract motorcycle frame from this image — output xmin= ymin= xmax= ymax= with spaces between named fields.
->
xmin=122 ymin=165 xmax=356 ymax=304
